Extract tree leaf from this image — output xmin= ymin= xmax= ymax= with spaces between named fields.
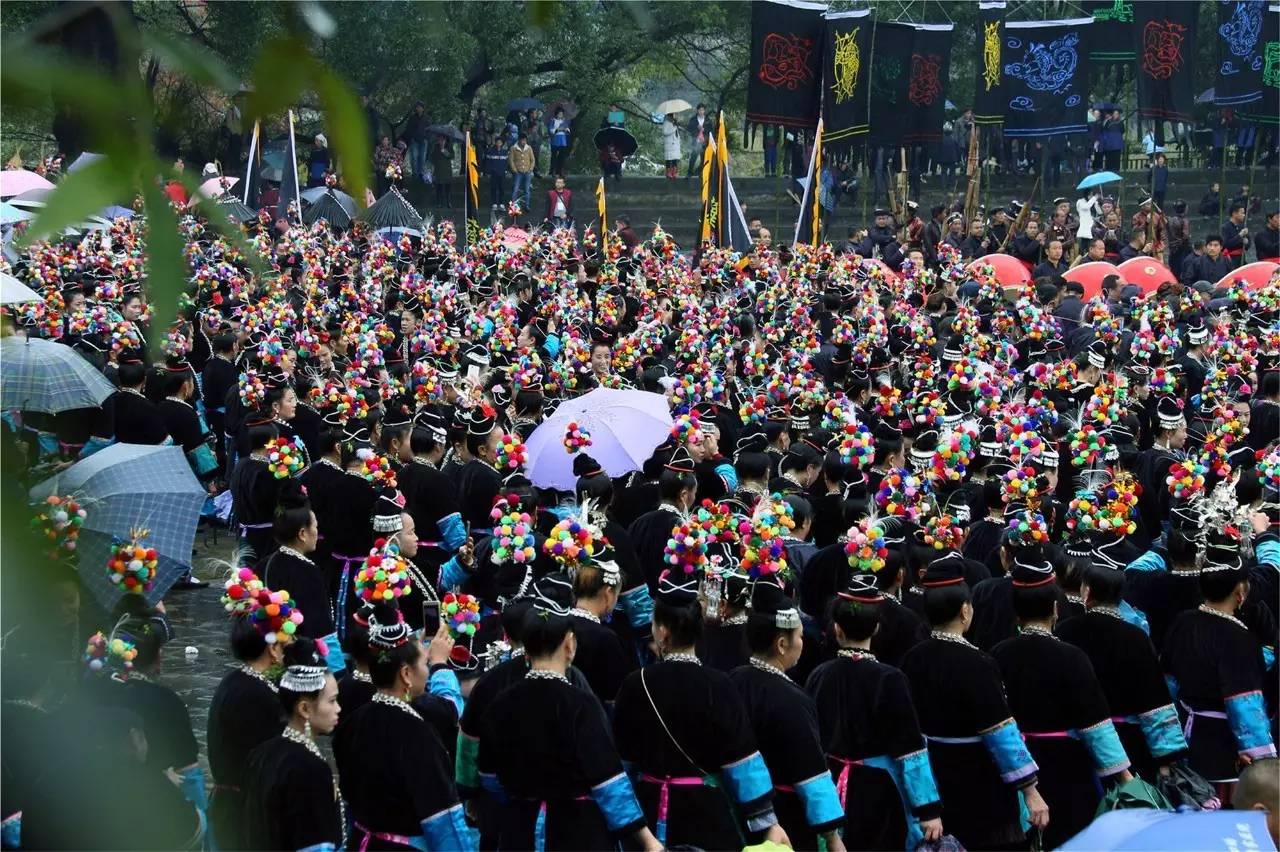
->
xmin=174 ymin=173 xmax=267 ymax=280
xmin=0 ymin=43 xmax=141 ymax=127
xmin=313 ymin=66 xmax=370 ymax=208
xmin=20 ymin=157 xmax=129 ymax=245
xmin=143 ymin=28 xmax=240 ymax=92
xmin=140 ymin=176 xmax=184 ymax=353
xmin=244 ymin=36 xmax=310 ymax=123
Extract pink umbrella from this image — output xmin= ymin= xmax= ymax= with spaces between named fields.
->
xmin=502 ymin=227 xmax=531 ymax=250
xmin=1117 ymin=257 xmax=1175 ymax=294
xmin=968 ymin=253 xmax=1031 ymax=287
xmin=1063 ymin=261 xmax=1121 ymax=300
xmin=196 ymin=176 xmax=239 ymax=199
xmin=0 ymin=170 xmax=54 ymax=199
xmin=1215 ymin=261 xmax=1279 ymax=292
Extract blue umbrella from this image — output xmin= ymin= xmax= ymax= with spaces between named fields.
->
xmin=1061 ymin=809 xmax=1275 ymax=851
xmin=30 ymin=443 xmax=207 ymax=608
xmin=0 ymin=201 xmax=32 ymax=225
xmin=0 ymin=336 xmax=115 ymax=413
xmin=98 ymin=205 xmax=135 ymax=220
xmin=1077 ymin=171 xmax=1123 ymax=190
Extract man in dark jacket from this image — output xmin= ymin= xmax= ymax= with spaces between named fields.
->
xmin=686 ymin=105 xmax=712 ymax=178
xmin=1009 ymin=219 xmax=1044 ymax=268
xmin=1198 ymin=182 xmax=1221 ymax=218
xmin=1220 ymin=203 xmax=1250 ymax=263
xmin=1257 ymin=210 xmax=1280 ymax=262
xmin=1032 ymin=238 xmax=1069 ymax=280
xmin=923 ymin=204 xmax=945 ymax=268
xmin=403 ymin=101 xmax=430 ymax=183
xmin=615 ymin=216 xmax=641 ymax=253
xmin=1180 ymin=234 xmax=1233 ymax=285
xmin=545 ymin=175 xmax=573 ymax=227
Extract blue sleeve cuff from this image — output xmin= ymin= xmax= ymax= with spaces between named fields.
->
xmin=420 ymin=803 xmax=471 ymax=852
xmin=1264 ymin=645 xmax=1276 ymax=672
xmin=1256 ymin=538 xmax=1280 ymax=569
xmin=1118 ymin=601 xmax=1150 ymax=636
xmin=439 ymin=513 xmax=467 ymax=552
xmin=618 ymin=584 xmax=654 ymax=630
xmin=1225 ymin=690 xmax=1278 ymax=760
xmin=1124 ymin=550 xmax=1166 ymax=573
xmin=319 ymin=631 xmax=346 ymax=673
xmin=1077 ymin=720 xmax=1131 ymax=776
xmin=1138 ymin=703 xmax=1189 ymax=760
xmin=429 ymin=668 xmax=465 ymax=717
xmin=440 ymin=556 xmax=468 ymax=592
xmin=298 ymin=845 xmax=336 ymax=852
xmin=722 ymin=751 xmax=773 ymax=806
xmin=793 ymin=771 xmax=844 ymax=830
xmin=479 ymin=772 xmax=508 ymax=804
xmin=896 ymin=746 xmax=941 ymax=810
xmin=716 ymin=462 xmax=738 ymax=492
xmin=981 ymin=719 xmax=1038 ymax=786
xmin=178 ymin=764 xmax=208 ymax=812
xmin=590 ymin=772 xmax=645 ymax=834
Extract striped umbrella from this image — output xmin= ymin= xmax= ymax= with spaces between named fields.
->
xmin=0 ymin=336 xmax=115 ymax=413
xmin=30 ymin=443 xmax=207 ymax=608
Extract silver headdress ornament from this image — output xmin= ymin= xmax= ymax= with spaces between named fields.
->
xmin=280 ymin=664 xmax=327 ymax=693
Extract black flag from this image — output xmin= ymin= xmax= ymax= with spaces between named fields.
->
xmin=974 ymin=2 xmax=1006 ymax=125
xmin=868 ymin=21 xmax=953 ymax=146
xmin=1215 ymin=0 xmax=1269 ymax=107
xmin=1241 ymin=3 xmax=1278 ymax=126
xmin=1082 ymin=0 xmax=1136 ymax=62
xmin=1001 ymin=18 xmax=1093 ymax=138
xmin=277 ymin=110 xmax=301 ymax=224
xmin=1135 ymin=1 xmax=1198 ymax=122
xmin=821 ymin=9 xmax=872 ymax=145
xmin=747 ymin=0 xmax=826 ymax=128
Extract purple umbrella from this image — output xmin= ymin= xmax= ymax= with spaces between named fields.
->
xmin=525 ymin=388 xmax=673 ymax=491
xmin=0 ymin=169 xmax=54 ymax=199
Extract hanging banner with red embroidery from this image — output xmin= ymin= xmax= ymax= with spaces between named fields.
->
xmin=1135 ymin=1 xmax=1199 ymax=121
xmin=868 ymin=21 xmax=954 ymax=146
xmin=747 ymin=0 xmax=827 ymax=129
xmin=1001 ymin=18 xmax=1094 ymax=138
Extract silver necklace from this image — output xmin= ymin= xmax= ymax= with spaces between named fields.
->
xmin=350 ymin=669 xmax=372 ymax=683
xmin=239 ymin=663 xmax=279 ymax=693
xmin=317 ymin=458 xmax=343 ymax=471
xmin=1020 ymin=625 xmax=1058 ymax=640
xmin=930 ymin=630 xmax=976 ymax=649
xmin=568 ymin=607 xmax=600 ymax=624
xmin=411 ymin=456 xmax=437 ymax=470
xmin=663 ymin=652 xmax=702 ymax=665
xmin=120 ymin=386 xmax=146 ymax=398
xmin=282 ymin=724 xmax=324 ymax=761
xmin=722 ymin=613 xmax=748 ymax=626
xmin=525 ymin=668 xmax=570 ymax=683
xmin=164 ymin=396 xmax=193 ymax=408
xmin=1065 ymin=592 xmax=1085 ymax=606
xmin=1090 ymin=604 xmax=1124 ymax=621
xmin=372 ymin=691 xmax=423 ymax=721
xmin=1197 ymin=604 xmax=1247 ymax=631
xmin=276 ymin=545 xmax=315 ymax=565
xmin=749 ymin=657 xmax=790 ymax=679
xmin=837 ymin=648 xmax=877 ymax=662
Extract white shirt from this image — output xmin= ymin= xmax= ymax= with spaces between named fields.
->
xmin=553 ymin=196 xmax=567 ymax=218
xmin=1076 ymin=197 xmax=1099 ymax=238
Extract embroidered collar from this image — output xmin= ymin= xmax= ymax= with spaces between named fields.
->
xmin=1019 ymin=625 xmax=1058 ymax=640
xmin=525 ymin=668 xmax=570 ymax=683
xmin=282 ymin=724 xmax=324 ymax=761
xmin=1197 ymin=604 xmax=1247 ymax=631
xmin=317 ymin=457 xmax=343 ymax=471
xmin=722 ymin=613 xmax=748 ymax=626
xmin=662 ymin=652 xmax=702 ymax=665
xmin=274 ymin=416 xmax=293 ymax=430
xmin=778 ymin=473 xmax=804 ymax=490
xmin=119 ymin=386 xmax=147 ymax=398
xmin=1089 ymin=604 xmax=1125 ymax=621
xmin=372 ymin=691 xmax=423 ymax=721
xmin=411 ymin=456 xmax=438 ymax=470
xmin=164 ymin=396 xmax=193 ymax=408
xmin=749 ymin=656 xmax=791 ymax=679
xmin=249 ymin=452 xmax=269 ymax=463
xmin=568 ymin=607 xmax=600 ymax=624
xmin=239 ymin=663 xmax=279 ymax=693
xmin=930 ymin=630 xmax=976 ymax=649
xmin=837 ymin=648 xmax=877 ymax=662
xmin=1065 ymin=592 xmax=1085 ymax=606
xmin=350 ymin=668 xmax=372 ymax=683
xmin=276 ymin=545 xmax=315 ymax=565
xmin=737 ymin=483 xmax=767 ymax=498
xmin=659 ymin=502 xmax=690 ymax=521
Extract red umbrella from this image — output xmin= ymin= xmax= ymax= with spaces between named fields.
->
xmin=967 ymin=253 xmax=1031 ymax=287
xmin=1063 ymin=261 xmax=1121 ymax=300
xmin=1215 ymin=260 xmax=1279 ymax=291
xmin=1117 ymin=257 xmax=1175 ymax=294
xmin=865 ymin=258 xmax=900 ymax=285
xmin=502 ymin=227 xmax=531 ymax=251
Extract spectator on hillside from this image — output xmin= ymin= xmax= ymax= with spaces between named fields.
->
xmin=403 ymin=101 xmax=430 ymax=183
xmin=762 ymin=125 xmax=779 ymax=177
xmin=1076 ymin=190 xmax=1101 ymax=257
xmin=616 ymin=216 xmax=640 ymax=253
xmin=545 ymin=175 xmax=573 ymax=228
xmin=373 ymin=134 xmax=399 ymax=195
xmin=662 ymin=114 xmax=682 ymax=180
xmin=307 ymin=134 xmax=330 ymax=188
xmin=1167 ymin=200 xmax=1193 ymax=275
xmin=1150 ymin=153 xmax=1168 ymax=207
xmin=1141 ymin=128 xmax=1164 ymax=165
xmin=485 ymin=136 xmax=508 ymax=209
xmin=548 ymin=108 xmax=572 ymax=178
xmin=686 ymin=104 xmax=711 ymax=179
xmin=1101 ymin=109 xmax=1124 ymax=171
xmin=1257 ymin=209 xmax=1279 ymax=262
xmin=527 ymin=109 xmax=545 ymax=177
xmin=164 ymin=157 xmax=189 ymax=206
xmin=509 ymin=132 xmax=534 ymax=211
xmin=430 ymin=135 xmax=453 ymax=208
xmin=599 ymin=143 xmax=623 ymax=185
xmin=473 ymin=107 xmax=493 ymax=150
xmin=361 ymin=93 xmax=381 ymax=149
xmin=1199 ymin=182 xmax=1221 ymax=218
xmin=601 ymin=103 xmax=626 ymax=129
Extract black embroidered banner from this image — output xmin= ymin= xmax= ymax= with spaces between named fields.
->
xmin=821 ymin=9 xmax=872 ymax=144
xmin=974 ymin=2 xmax=1007 ymax=125
xmin=747 ymin=0 xmax=827 ymax=128
xmin=868 ymin=21 xmax=954 ymax=145
xmin=1215 ymin=0 xmax=1268 ymax=106
xmin=1001 ymin=18 xmax=1093 ymax=138
xmin=1240 ymin=3 xmax=1278 ymax=125
xmin=1083 ymin=0 xmax=1136 ymax=61
xmin=1135 ymin=1 xmax=1199 ymax=121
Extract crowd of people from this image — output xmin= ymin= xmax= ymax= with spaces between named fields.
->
xmin=1 ymin=159 xmax=1278 ymax=852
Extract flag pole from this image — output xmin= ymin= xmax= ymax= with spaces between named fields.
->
xmin=242 ymin=121 xmax=260 ymax=205
xmin=463 ymin=131 xmax=469 ymax=237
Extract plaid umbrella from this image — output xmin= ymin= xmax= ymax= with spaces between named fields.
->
xmin=0 ymin=336 xmax=115 ymax=413
xmin=30 ymin=443 xmax=206 ymax=609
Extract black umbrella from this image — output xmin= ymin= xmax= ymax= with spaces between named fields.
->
xmin=546 ymin=99 xmax=579 ymax=121
xmin=506 ymin=96 xmax=544 ymax=113
xmin=427 ymin=124 xmax=465 ymax=143
xmin=303 ymin=190 xmax=353 ymax=228
xmin=259 ymin=165 xmax=283 ymax=183
xmin=593 ymin=126 xmax=637 ymax=157
xmin=360 ymin=186 xmax=422 ymax=230
xmin=216 ymin=196 xmax=257 ymax=224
